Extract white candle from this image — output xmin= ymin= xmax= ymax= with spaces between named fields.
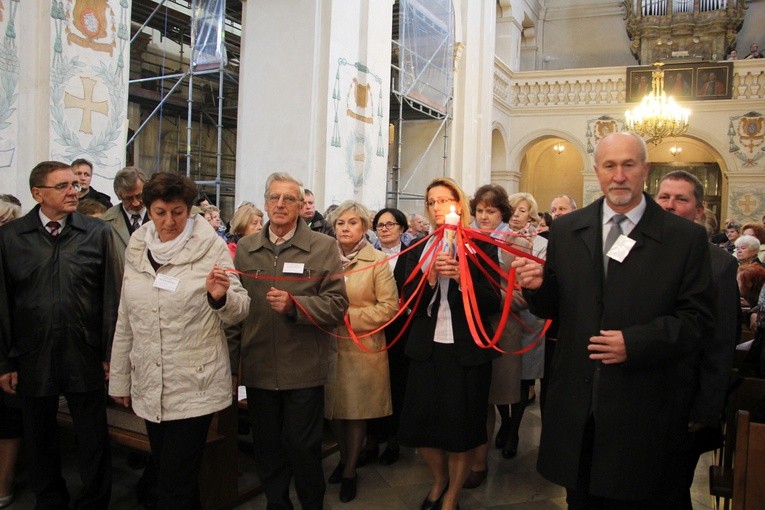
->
xmin=445 ymin=205 xmax=460 ymax=227
xmin=443 ymin=205 xmax=459 ymax=257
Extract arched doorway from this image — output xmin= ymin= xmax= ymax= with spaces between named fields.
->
xmin=519 ymin=136 xmax=584 ymax=213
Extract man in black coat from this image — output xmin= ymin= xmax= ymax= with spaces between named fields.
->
xmin=513 ymin=132 xmax=714 ymax=508
xmin=0 ymin=161 xmax=120 ymax=509
xmin=655 ymin=170 xmax=739 ymax=508
xmin=72 ymin=158 xmax=113 ymax=209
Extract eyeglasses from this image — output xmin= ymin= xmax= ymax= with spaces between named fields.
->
xmin=426 ymin=197 xmax=456 ymax=208
xmin=36 ymin=181 xmax=82 ymax=193
xmin=119 ymin=192 xmax=143 ymax=203
xmin=376 ymin=222 xmax=401 ymax=231
xmin=265 ymin=194 xmax=301 ymax=205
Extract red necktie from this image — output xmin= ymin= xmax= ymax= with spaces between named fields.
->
xmin=47 ymin=221 xmax=61 ymax=237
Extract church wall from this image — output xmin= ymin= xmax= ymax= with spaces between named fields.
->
xmin=3 ymin=2 xmax=130 ymax=211
xmin=540 ymin=2 xmax=636 ymax=70
xmin=734 ymin=1 xmax=765 ymax=57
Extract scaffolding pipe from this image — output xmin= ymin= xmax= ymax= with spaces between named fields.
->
xmin=400 ymin=114 xmax=448 ymax=194
xmin=130 ymin=0 xmax=169 ymax=45
xmin=186 ymin=71 xmax=194 ymax=177
xmin=215 ymin=61 xmax=224 ymax=207
xmin=127 ymin=71 xmax=190 ymax=147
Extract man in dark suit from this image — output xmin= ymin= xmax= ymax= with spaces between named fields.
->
xmin=513 ymin=132 xmax=713 ymax=508
xmin=101 ymin=166 xmax=148 ymax=271
xmin=72 ymin=158 xmax=113 ymax=209
xmin=655 ymin=170 xmax=739 ymax=509
xmin=0 ymin=161 xmax=120 ymax=509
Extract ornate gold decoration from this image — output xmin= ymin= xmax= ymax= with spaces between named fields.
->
xmin=625 ymin=63 xmax=690 ymax=145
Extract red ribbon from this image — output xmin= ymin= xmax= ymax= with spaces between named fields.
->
xmin=231 ymin=224 xmax=549 ymax=355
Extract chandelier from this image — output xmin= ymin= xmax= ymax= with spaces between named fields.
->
xmin=625 ymin=62 xmax=690 ymax=145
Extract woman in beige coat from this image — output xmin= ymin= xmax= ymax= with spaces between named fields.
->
xmin=324 ymin=200 xmax=398 ymax=503
xmin=109 ymin=173 xmax=249 ymax=510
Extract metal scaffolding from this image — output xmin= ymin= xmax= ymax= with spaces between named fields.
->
xmin=127 ymin=0 xmax=240 ymax=211
xmin=388 ymin=0 xmax=454 ymax=209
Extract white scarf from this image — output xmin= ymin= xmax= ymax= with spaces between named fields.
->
xmin=144 ymin=218 xmax=195 ymax=265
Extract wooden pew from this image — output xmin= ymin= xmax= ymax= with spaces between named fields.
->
xmin=710 ymin=377 xmax=765 ymax=510
xmin=732 ymin=410 xmax=765 ymax=510
xmin=58 ymin=400 xmax=248 ymax=510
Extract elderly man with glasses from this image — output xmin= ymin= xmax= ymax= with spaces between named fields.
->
xmin=0 ymin=161 xmax=120 ymax=509
xmin=228 ymin=172 xmax=348 ymax=510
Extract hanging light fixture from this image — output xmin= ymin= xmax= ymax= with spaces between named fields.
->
xmin=552 ymin=142 xmax=565 ymax=155
xmin=669 ymin=145 xmax=682 ymax=157
xmin=625 ymin=62 xmax=690 ymax=145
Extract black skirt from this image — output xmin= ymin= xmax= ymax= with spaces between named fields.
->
xmin=398 ymin=342 xmax=491 ymax=452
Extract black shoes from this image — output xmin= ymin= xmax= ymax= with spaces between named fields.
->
xmin=421 ymin=484 xmax=448 ymax=510
xmin=379 ymin=444 xmax=400 ymax=465
xmin=339 ymin=476 xmax=357 ymax=503
xmin=328 ymin=462 xmax=345 ymax=484
xmin=502 ymin=433 xmax=519 ymax=459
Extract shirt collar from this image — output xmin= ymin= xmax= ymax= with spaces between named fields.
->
xmin=39 ymin=209 xmax=66 ymax=229
xmin=602 ymin=194 xmax=647 ymax=227
xmin=122 ymin=206 xmax=146 ymax=219
xmin=268 ymin=224 xmax=297 ymax=244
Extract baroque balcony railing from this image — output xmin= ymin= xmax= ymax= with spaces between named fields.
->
xmin=494 ymin=58 xmax=765 ymax=110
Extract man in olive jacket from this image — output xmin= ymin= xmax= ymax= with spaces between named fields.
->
xmin=513 ymin=133 xmax=713 ymax=508
xmin=229 ymin=172 xmax=348 ymax=510
xmin=0 ymin=161 xmax=120 ymax=509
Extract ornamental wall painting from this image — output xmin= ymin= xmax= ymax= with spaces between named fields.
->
xmin=50 ymin=0 xmax=130 ymax=171
xmin=329 ymin=57 xmax=387 ymax=200
xmin=728 ymin=111 xmax=765 ymax=168
xmin=0 ymin=0 xmax=19 ymax=169
xmin=729 ymin=186 xmax=764 ymax=224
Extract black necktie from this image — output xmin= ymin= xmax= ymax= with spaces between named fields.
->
xmin=603 ymin=214 xmax=626 ymax=275
xmin=131 ymin=214 xmax=142 ymax=232
xmin=47 ymin=221 xmax=61 ymax=237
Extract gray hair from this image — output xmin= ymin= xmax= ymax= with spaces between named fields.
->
xmin=264 ymin=172 xmax=305 ymax=201
xmin=735 ymin=234 xmax=760 ymax=251
xmin=594 ymin=131 xmax=649 ymax=165
xmin=113 ymin=166 xmax=148 ymax=196
xmin=331 ymin=200 xmax=371 ymax=232
xmin=0 ymin=196 xmax=21 ymax=225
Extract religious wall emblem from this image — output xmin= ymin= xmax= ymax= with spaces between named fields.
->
xmin=330 ymin=58 xmax=386 ymax=196
xmin=586 ymin=116 xmax=622 ymax=154
xmin=728 ymin=111 xmax=765 ymax=168
xmin=66 ymin=0 xmax=116 ymax=55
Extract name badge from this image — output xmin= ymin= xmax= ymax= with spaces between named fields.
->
xmin=153 ymin=273 xmax=180 ymax=292
xmin=283 ymin=262 xmax=305 ymax=274
xmin=607 ymin=235 xmax=636 ymax=263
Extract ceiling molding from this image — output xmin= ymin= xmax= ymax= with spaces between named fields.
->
xmin=544 ymin=2 xmax=625 ymax=22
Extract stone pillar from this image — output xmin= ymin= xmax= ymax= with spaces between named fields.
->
xmin=2 ymin=2 xmax=130 ymax=209
xmin=235 ymin=0 xmax=391 ymax=212
xmin=450 ymin=0 xmax=495 ymax=195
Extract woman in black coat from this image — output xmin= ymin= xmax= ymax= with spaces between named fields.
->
xmin=398 ymin=177 xmax=500 ymax=510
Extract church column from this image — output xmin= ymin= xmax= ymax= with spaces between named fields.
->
xmin=235 ymin=0 xmax=391 ymax=212
xmin=450 ymin=0 xmax=495 ymax=194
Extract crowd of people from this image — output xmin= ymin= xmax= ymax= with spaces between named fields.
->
xmin=1 ymin=131 xmax=764 ymax=510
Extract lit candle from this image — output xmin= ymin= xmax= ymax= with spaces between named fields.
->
xmin=445 ymin=205 xmax=460 ymax=227
xmin=443 ymin=205 xmax=460 ymax=257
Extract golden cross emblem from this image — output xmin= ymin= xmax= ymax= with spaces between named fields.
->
xmin=738 ymin=194 xmax=757 ymax=215
xmin=64 ymin=76 xmax=108 ymax=134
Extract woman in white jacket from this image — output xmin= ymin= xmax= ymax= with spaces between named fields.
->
xmin=109 ymin=173 xmax=249 ymax=510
